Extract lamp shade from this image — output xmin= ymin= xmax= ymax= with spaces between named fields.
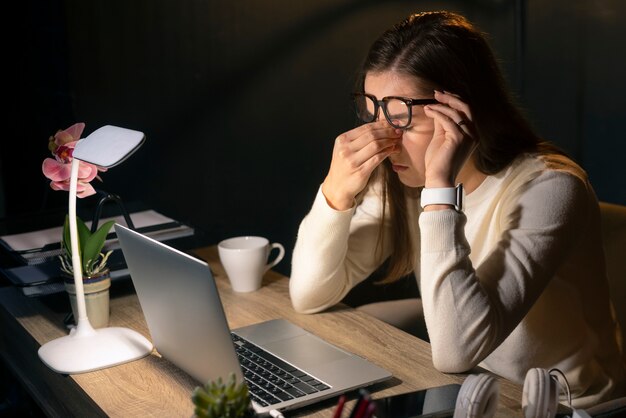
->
xmin=73 ymin=125 xmax=145 ymax=168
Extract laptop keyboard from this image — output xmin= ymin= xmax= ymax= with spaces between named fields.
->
xmin=231 ymin=333 xmax=331 ymax=407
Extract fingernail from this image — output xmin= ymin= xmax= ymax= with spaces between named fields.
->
xmin=434 ymin=90 xmax=442 ymax=95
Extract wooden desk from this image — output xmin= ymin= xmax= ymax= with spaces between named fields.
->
xmin=0 ymin=246 xmax=524 ymax=417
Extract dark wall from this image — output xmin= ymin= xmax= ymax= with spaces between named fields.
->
xmin=524 ymin=0 xmax=626 ymax=204
xmin=4 ymin=0 xmax=625 ymax=276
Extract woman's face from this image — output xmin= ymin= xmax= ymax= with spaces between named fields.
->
xmin=364 ymin=71 xmax=435 ymax=187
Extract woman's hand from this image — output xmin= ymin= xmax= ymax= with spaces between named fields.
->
xmin=423 ymin=90 xmax=477 ymax=188
xmin=322 ymin=120 xmax=402 ymax=210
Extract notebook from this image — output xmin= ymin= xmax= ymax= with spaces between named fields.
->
xmin=114 ymin=224 xmax=392 ymax=414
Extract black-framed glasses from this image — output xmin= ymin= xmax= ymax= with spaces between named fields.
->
xmin=352 ymin=93 xmax=438 ymax=129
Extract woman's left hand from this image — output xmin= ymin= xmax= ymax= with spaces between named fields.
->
xmin=423 ymin=90 xmax=477 ymax=188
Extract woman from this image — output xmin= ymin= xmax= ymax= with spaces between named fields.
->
xmin=289 ymin=11 xmax=625 ymax=408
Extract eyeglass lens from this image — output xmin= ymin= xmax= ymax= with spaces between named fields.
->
xmin=354 ymin=95 xmax=411 ymax=129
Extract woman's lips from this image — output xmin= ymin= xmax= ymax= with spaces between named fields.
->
xmin=391 ymin=164 xmax=408 ymax=172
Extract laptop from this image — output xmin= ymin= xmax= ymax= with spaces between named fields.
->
xmin=114 ymin=224 xmax=392 ymax=414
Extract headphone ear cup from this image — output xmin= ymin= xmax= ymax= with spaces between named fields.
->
xmin=523 ymin=368 xmax=559 ymax=418
xmin=453 ymin=374 xmax=500 ymax=418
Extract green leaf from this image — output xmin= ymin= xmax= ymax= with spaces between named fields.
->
xmin=61 ymin=216 xmax=116 ymax=276
xmin=191 ymin=387 xmax=212 ymax=409
xmin=82 ymin=220 xmax=115 ymax=273
xmin=61 ymin=215 xmax=89 ymax=259
xmin=76 ymin=217 xmax=92 ymax=272
xmin=193 ymin=406 xmax=209 ymax=418
xmin=62 ymin=215 xmax=72 ymax=255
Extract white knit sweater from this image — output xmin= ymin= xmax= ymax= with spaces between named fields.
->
xmin=289 ymin=153 xmax=625 ymax=408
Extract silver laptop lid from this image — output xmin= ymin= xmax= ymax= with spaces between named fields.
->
xmin=114 ymin=223 xmax=244 ymax=386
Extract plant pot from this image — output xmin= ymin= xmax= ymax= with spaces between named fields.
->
xmin=64 ymin=269 xmax=111 ymax=329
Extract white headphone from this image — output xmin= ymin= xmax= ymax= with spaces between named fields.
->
xmin=453 ymin=373 xmax=500 ymax=418
xmin=453 ymin=368 xmax=592 ymax=418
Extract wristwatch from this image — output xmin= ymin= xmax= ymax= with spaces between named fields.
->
xmin=420 ymin=183 xmax=464 ymax=212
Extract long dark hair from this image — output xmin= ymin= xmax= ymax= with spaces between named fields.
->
xmin=359 ymin=11 xmax=559 ymax=282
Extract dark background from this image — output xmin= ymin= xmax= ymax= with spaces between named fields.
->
xmin=3 ymin=0 xmax=626 ymax=277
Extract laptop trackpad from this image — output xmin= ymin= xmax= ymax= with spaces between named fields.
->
xmin=262 ymin=334 xmax=350 ymax=369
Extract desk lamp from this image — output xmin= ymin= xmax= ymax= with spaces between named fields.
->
xmin=38 ymin=125 xmax=153 ymax=374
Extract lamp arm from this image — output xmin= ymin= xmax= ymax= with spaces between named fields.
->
xmin=68 ymin=158 xmax=90 ymax=327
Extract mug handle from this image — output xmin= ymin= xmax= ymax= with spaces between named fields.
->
xmin=265 ymin=243 xmax=285 ymax=272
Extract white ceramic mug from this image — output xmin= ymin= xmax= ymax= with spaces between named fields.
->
xmin=217 ymin=236 xmax=285 ymax=293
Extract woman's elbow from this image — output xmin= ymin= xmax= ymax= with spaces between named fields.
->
xmin=291 ymin=296 xmax=321 ymax=314
xmin=431 ymin=346 xmax=480 ymax=373
xmin=293 ymin=304 xmax=325 ymax=315
xmin=289 ymin=284 xmax=325 ymax=314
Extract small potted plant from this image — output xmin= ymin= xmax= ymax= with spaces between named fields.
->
xmin=42 ymin=122 xmax=114 ymax=328
xmin=59 ymin=215 xmax=116 ymax=328
xmin=191 ymin=372 xmax=256 ymax=418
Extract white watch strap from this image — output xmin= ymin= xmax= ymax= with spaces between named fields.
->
xmin=420 ymin=184 xmax=463 ymax=211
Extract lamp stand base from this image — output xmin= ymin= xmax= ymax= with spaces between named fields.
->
xmin=38 ymin=320 xmax=153 ymax=374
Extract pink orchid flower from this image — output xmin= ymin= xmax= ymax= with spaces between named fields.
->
xmin=42 ymin=123 xmax=107 ymax=198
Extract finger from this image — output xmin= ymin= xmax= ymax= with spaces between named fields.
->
xmin=423 ymin=106 xmax=467 ymax=140
xmin=349 ymin=137 xmax=400 ymax=168
xmin=335 ymin=124 xmax=397 ymax=150
xmin=434 ymin=90 xmax=472 ymax=121
xmin=335 ymin=122 xmax=399 ymax=159
xmin=359 ymin=145 xmax=399 ymax=174
xmin=423 ymin=106 xmax=446 ymax=138
xmin=443 ymin=90 xmax=461 ymax=99
xmin=342 ymin=127 xmax=402 ymax=160
xmin=425 ymin=103 xmax=472 ymax=135
xmin=341 ymin=120 xmax=397 ymax=143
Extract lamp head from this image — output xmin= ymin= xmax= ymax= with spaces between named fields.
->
xmin=73 ymin=125 xmax=145 ymax=168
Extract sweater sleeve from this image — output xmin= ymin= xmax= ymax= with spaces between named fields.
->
xmin=419 ymin=169 xmax=590 ymax=373
xmin=289 ymin=184 xmax=391 ymax=313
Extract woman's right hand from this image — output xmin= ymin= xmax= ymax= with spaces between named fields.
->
xmin=322 ymin=120 xmax=403 ymax=210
